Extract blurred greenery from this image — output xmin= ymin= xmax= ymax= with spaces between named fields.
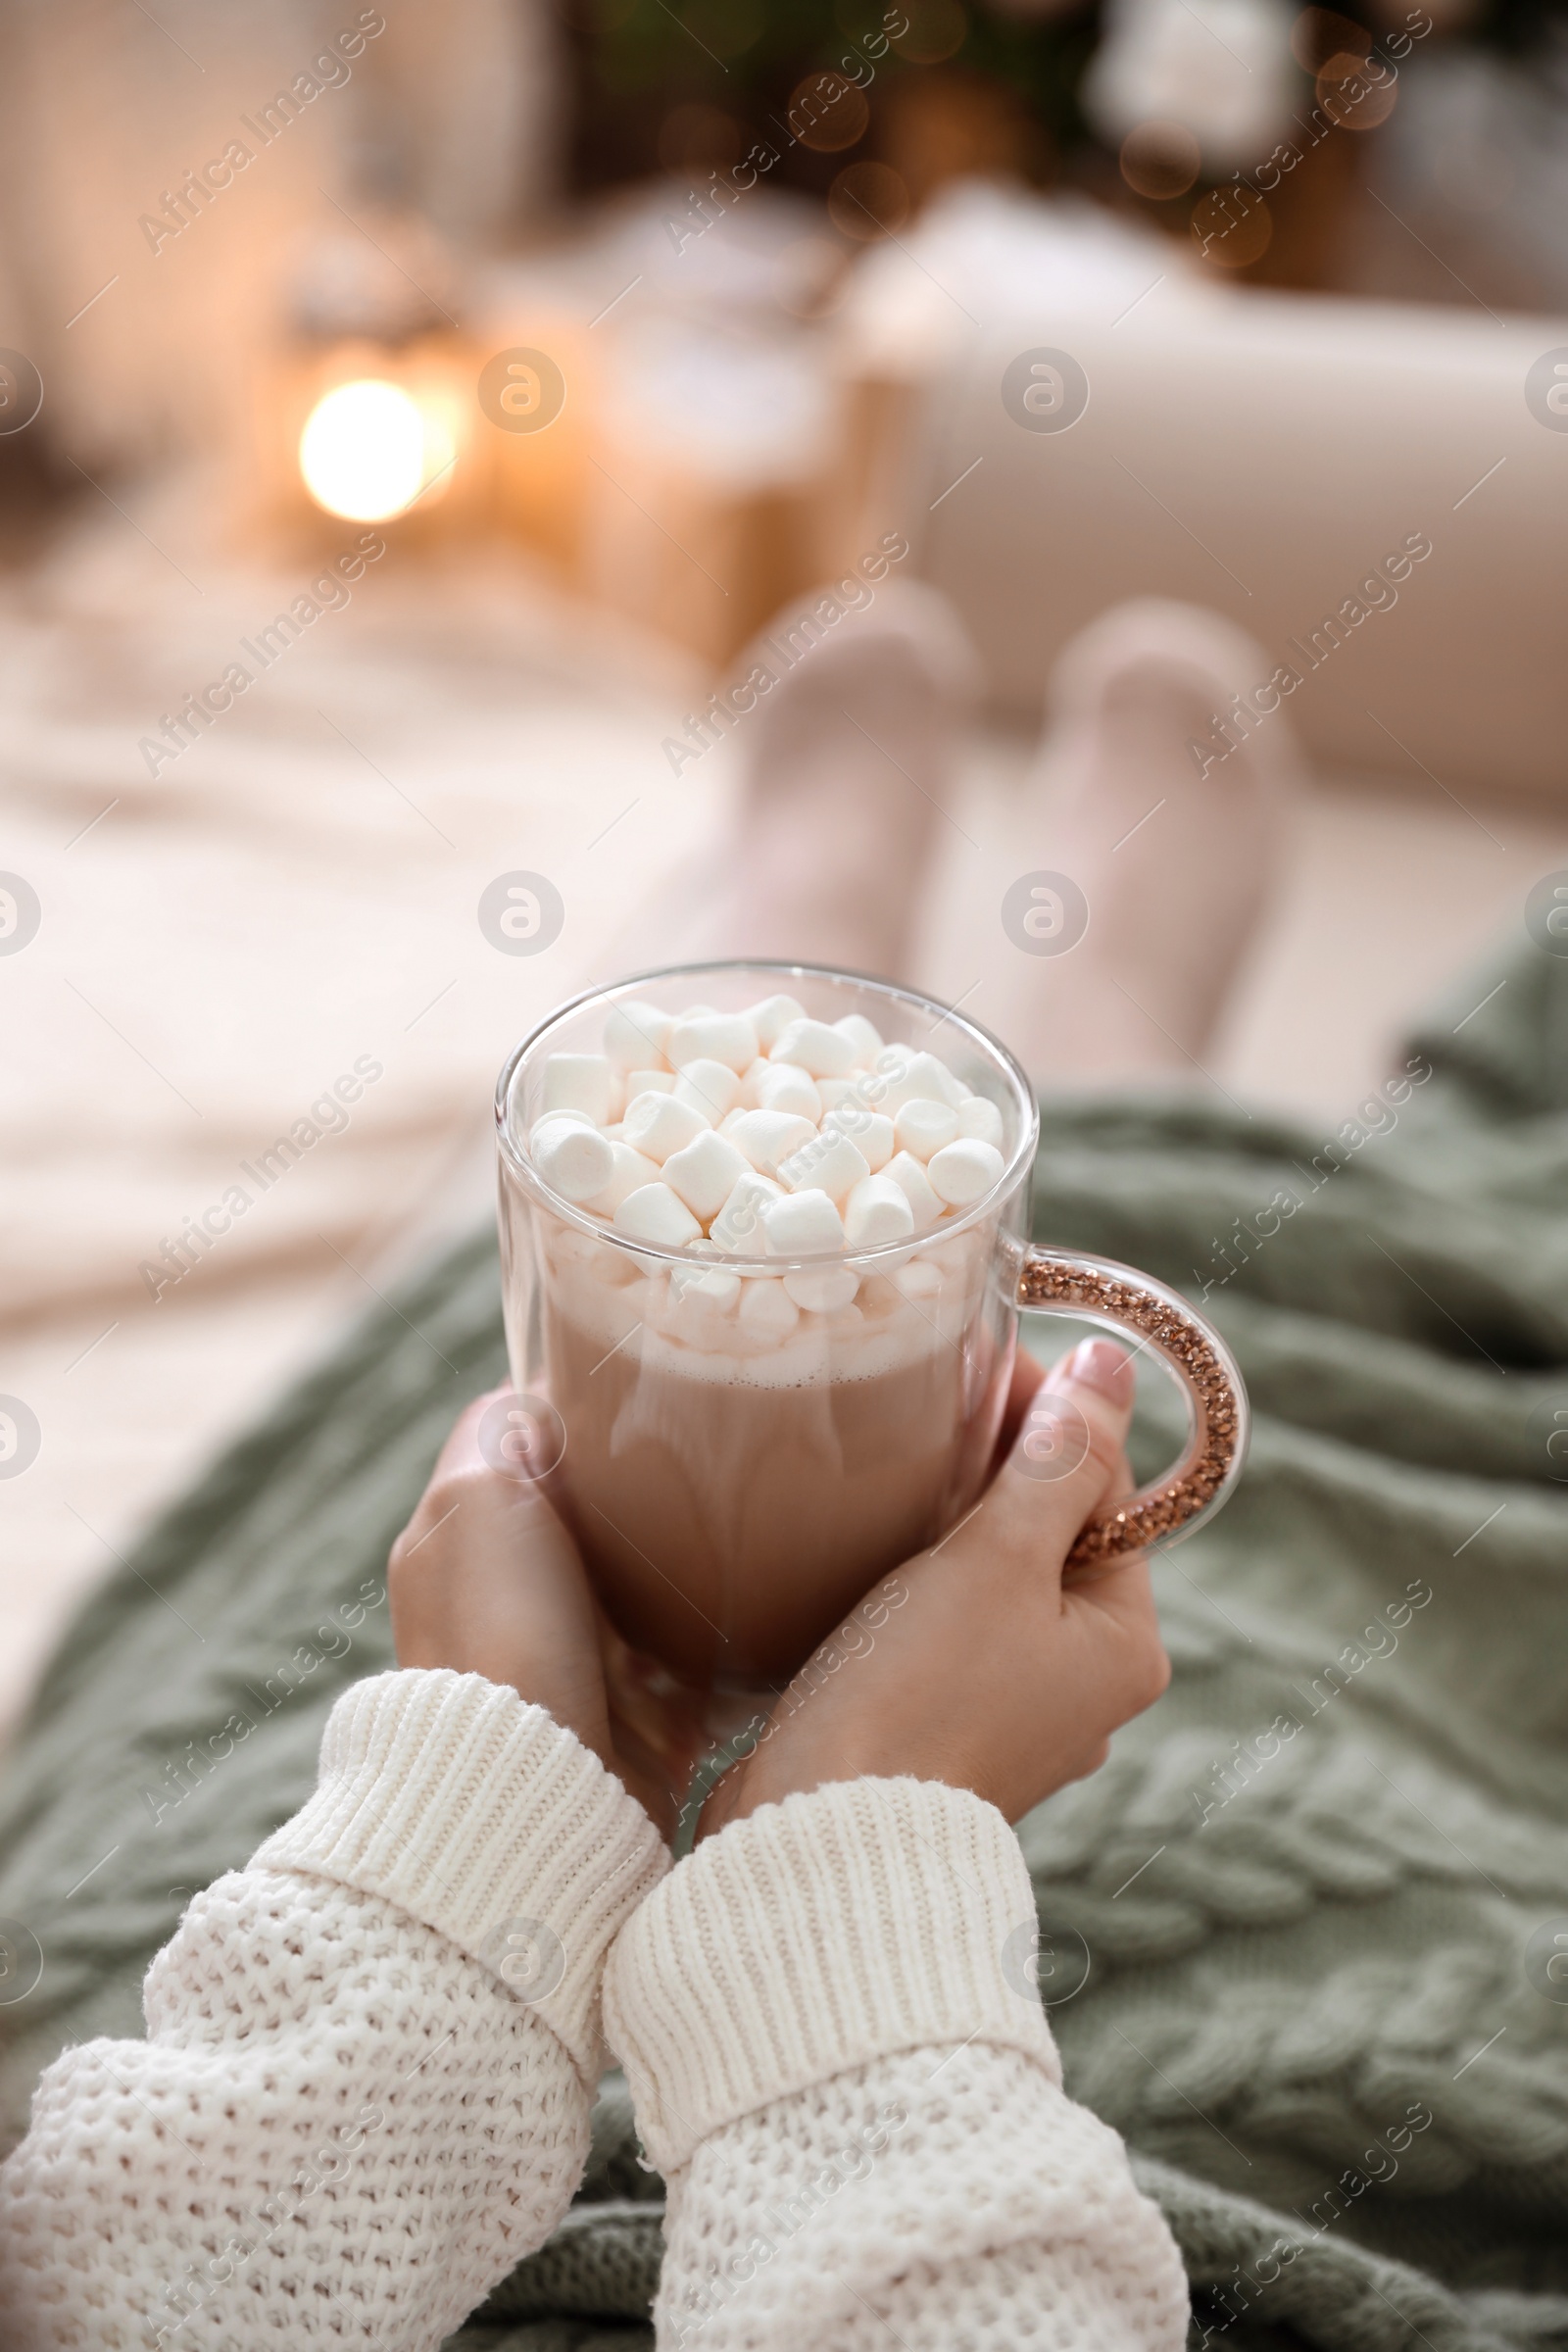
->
xmin=562 ymin=0 xmax=1568 ymax=204
xmin=563 ymin=0 xmax=1103 ymax=191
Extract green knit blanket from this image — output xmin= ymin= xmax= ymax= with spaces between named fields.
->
xmin=4 ymin=932 xmax=1568 ymax=2352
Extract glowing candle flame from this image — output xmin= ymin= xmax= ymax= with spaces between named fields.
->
xmin=298 ymin=378 xmax=456 ymax=522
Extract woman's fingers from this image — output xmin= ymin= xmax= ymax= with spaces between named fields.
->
xmin=389 ymin=1386 xmax=614 ymax=1767
xmin=988 ymin=1346 xmax=1169 ymax=1740
xmin=1054 ymin=1398 xmax=1169 ymax=1720
xmin=707 ymin=1340 xmax=1173 ymax=1832
xmin=956 ymin=1339 xmax=1138 ymax=1594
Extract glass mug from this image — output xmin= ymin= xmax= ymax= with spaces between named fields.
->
xmin=495 ymin=961 xmax=1248 ymax=1732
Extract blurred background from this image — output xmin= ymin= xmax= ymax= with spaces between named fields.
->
xmin=2 ymin=0 xmax=1566 ymax=1736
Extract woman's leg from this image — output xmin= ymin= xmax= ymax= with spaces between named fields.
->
xmin=653 ymin=586 xmax=1298 ymax=1082
xmin=654 ymin=580 xmax=978 ymax=981
xmin=986 ymin=599 xmax=1301 ymax=1083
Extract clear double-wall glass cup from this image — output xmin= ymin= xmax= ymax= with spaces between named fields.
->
xmin=496 ymin=961 xmax=1248 ymax=1750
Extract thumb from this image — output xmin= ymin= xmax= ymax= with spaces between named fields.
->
xmin=956 ymin=1339 xmax=1137 ymax=1590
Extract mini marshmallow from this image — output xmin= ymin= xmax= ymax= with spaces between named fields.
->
xmin=762 ymin=1189 xmax=846 ymax=1257
xmin=863 ymin=1047 xmax=914 ymax=1108
xmin=826 ymin=1106 xmax=894 ymax=1172
xmin=728 ymin=1108 xmax=817 ymax=1176
xmin=895 ymin=1257 xmax=944 ymax=1298
xmin=670 ymin=1265 xmax=741 ymax=1312
xmin=912 ymin=1051 xmax=967 ymax=1109
xmin=604 ymin=1002 xmax=673 ymax=1072
xmin=589 ymin=1246 xmax=642 ymax=1289
xmin=612 ymin=1182 xmax=702 ymax=1249
xmin=957 ymin=1096 xmax=1004 ymax=1149
xmin=531 ymin=1119 xmax=615 ymax=1204
xmin=746 ymin=993 xmax=806 ymax=1049
xmin=542 ymin=1053 xmax=620 ymax=1125
xmin=710 ymin=1170 xmax=785 ymax=1253
xmin=815 ymin=1078 xmax=858 ymax=1113
xmin=784 ymin=1267 xmax=860 ymax=1313
xmin=588 ymin=1141 xmax=662 ymax=1213
xmin=547 ymin=1224 xmax=599 ymax=1272
xmin=876 ymin=1048 xmax=962 ymax=1115
xmin=921 ymin=1058 xmax=968 ymax=1109
xmin=529 ymin=1107 xmax=594 ymax=1151
xmin=756 ymin=1060 xmax=822 ymax=1121
xmin=734 ymin=1056 xmax=770 ymax=1108
xmin=853 ymin=1272 xmax=903 ymax=1319
xmin=894 ymin=1099 xmax=960 ymax=1162
xmin=663 ymin=1265 xmax=743 ymax=1343
xmin=662 ymin=1129 xmax=751 ymax=1222
xmin=777 ymin=1127 xmax=870 ymax=1204
xmin=833 ymin=1013 xmax=884 ymax=1064
xmin=927 ymin=1137 xmax=1004 ymax=1206
xmin=843 ymin=1174 xmax=916 ymax=1250
xmin=674 ymin=1057 xmax=742 ymax=1122
xmin=622 ymin=1091 xmax=710 ymax=1163
xmin=882 ymin=1149 xmax=943 ymax=1229
xmin=738 ymin=1277 xmax=800 ymax=1339
xmin=626 ymin=1068 xmax=675 ymax=1098
xmin=768 ymin=1017 xmax=858 ymax=1079
xmin=665 ymin=1010 xmax=760 ymax=1075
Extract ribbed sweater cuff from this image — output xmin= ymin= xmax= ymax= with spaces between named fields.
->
xmin=604 ymin=1776 xmax=1056 ymax=2174
xmin=252 ymin=1668 xmax=667 ymax=2083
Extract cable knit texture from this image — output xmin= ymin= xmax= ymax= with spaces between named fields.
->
xmin=0 ymin=1670 xmax=666 ymax=2350
xmin=605 ymin=1776 xmax=1058 ymax=2173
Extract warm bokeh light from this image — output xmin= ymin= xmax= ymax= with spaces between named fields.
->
xmin=1191 ymin=184 xmax=1273 ymax=270
xmin=1317 ymin=52 xmax=1399 ymax=128
xmin=298 ymin=378 xmax=456 ymax=522
xmin=787 ymin=71 xmax=870 ymax=154
xmin=1119 ymin=121 xmax=1202 ymax=202
xmin=891 ymin=0 xmax=967 ymax=65
xmin=828 ymin=162 xmax=911 ymax=240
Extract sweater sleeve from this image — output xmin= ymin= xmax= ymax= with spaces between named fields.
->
xmin=604 ymin=1777 xmax=1189 ymax=2352
xmin=0 ymin=1668 xmax=667 ymax=2352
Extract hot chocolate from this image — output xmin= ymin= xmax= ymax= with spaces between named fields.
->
xmin=499 ymin=982 xmax=1017 ymax=1691
xmin=540 ymin=1231 xmax=1005 ymax=1687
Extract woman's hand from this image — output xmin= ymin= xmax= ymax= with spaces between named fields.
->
xmin=390 ymin=1342 xmax=1170 ymax=1844
xmin=388 ymin=1388 xmax=703 ymax=1835
xmin=700 ymin=1340 xmax=1169 ymax=1838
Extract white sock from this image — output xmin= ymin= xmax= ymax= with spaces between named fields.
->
xmin=656 ymin=580 xmax=977 ymax=982
xmin=989 ymin=598 xmax=1301 ymax=1083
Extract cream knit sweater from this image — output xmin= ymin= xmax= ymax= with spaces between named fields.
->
xmin=0 ymin=1669 xmax=1188 ymax=2350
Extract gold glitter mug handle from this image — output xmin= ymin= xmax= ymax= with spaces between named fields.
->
xmin=1013 ymin=1248 xmax=1250 ymax=1575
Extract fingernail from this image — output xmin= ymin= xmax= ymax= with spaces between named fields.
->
xmin=1055 ymin=1339 xmax=1134 ymax=1406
